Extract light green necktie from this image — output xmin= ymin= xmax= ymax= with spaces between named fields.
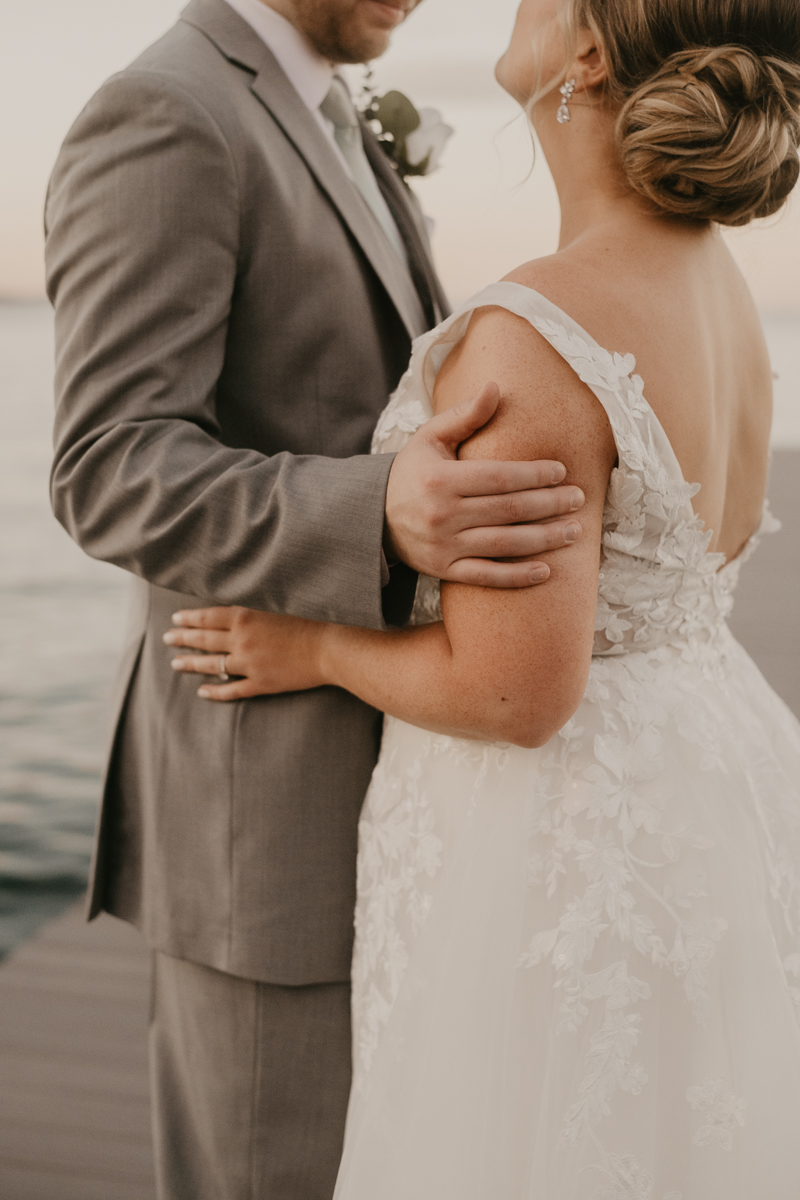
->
xmin=320 ymin=78 xmax=406 ymax=260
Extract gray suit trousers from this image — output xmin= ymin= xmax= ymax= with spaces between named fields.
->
xmin=150 ymin=952 xmax=351 ymax=1200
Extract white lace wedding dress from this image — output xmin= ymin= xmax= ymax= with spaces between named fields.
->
xmin=333 ymin=283 xmax=800 ymax=1199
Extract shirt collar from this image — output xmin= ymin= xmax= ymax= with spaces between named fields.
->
xmin=223 ymin=0 xmax=335 ymax=111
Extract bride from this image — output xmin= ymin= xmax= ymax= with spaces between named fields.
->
xmin=166 ymin=0 xmax=800 ymax=1193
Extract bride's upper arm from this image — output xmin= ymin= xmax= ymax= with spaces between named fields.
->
xmin=433 ymin=305 xmax=617 ymax=748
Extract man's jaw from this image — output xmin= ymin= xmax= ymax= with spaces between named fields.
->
xmin=296 ymin=0 xmax=418 ymax=64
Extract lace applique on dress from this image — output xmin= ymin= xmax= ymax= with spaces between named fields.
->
xmin=372 ymin=282 xmax=778 ymax=654
xmin=338 ymin=283 xmax=795 ymax=1200
xmin=687 ymin=1079 xmax=747 ymax=1151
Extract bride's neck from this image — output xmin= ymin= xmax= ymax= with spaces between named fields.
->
xmin=537 ymin=101 xmax=660 ymax=250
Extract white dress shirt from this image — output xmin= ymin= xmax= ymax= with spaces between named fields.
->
xmin=222 ymin=0 xmax=405 ymax=255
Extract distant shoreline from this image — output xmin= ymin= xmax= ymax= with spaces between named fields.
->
xmin=4 ymin=294 xmax=800 ymax=318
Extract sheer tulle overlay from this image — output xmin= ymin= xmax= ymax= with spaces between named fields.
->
xmin=334 ymin=284 xmax=800 ymax=1199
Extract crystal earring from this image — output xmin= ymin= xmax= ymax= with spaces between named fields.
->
xmin=557 ymin=78 xmax=576 ymax=124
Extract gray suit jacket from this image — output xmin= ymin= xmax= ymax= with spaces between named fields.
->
xmin=46 ymin=0 xmax=449 ymax=985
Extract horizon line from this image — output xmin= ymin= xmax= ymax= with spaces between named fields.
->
xmin=2 ymin=294 xmax=799 ymax=319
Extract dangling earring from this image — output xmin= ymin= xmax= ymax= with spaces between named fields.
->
xmin=557 ymin=78 xmax=576 ymax=124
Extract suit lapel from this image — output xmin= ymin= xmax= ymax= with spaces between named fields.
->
xmin=363 ymin=127 xmax=451 ymax=326
xmin=249 ymin=69 xmax=429 ymax=339
xmin=180 ymin=0 xmax=430 ymax=341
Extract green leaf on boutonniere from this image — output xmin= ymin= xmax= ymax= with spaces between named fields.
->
xmin=360 ymin=75 xmax=454 ymax=182
xmin=372 ymin=91 xmax=421 ymax=143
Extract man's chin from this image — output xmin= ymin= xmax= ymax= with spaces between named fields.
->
xmin=326 ymin=29 xmax=393 ymax=64
xmin=300 ymin=0 xmax=410 ymax=65
xmin=338 ymin=1 xmax=408 ymax=61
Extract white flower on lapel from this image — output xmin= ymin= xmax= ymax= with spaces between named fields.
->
xmin=360 ymin=81 xmax=454 ymax=181
xmin=404 ymin=108 xmax=454 ymax=176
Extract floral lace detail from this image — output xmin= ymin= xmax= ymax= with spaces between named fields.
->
xmin=351 ymin=742 xmax=443 ymax=1085
xmin=783 ymin=952 xmax=800 ymax=1017
xmin=370 ymin=366 xmax=430 ymax=456
xmin=352 ymin=732 xmax=509 ymax=1087
xmin=529 ymin=319 xmax=724 ymax=660
xmin=520 ymin=676 xmax=727 ymax=1154
xmin=370 ymin=284 xmax=778 ymax=652
xmin=588 ymin=1140 xmax=683 ymax=1200
xmin=687 ymin=1079 xmax=746 ymax=1150
xmin=346 ymin=283 xmax=795 ymax=1198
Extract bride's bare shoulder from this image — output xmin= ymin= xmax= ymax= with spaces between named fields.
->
xmin=434 ymin=246 xmax=612 ymax=418
xmin=433 ymin=254 xmax=616 ymax=482
xmin=502 ymin=248 xmax=616 ymax=322
xmin=433 ymin=246 xmax=616 ymax=426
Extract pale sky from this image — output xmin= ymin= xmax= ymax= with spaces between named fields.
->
xmin=2 ymin=0 xmax=798 ymax=307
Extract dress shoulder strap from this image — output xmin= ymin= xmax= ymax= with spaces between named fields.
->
xmin=427 ymin=282 xmax=697 ymax=510
xmin=376 ymin=279 xmax=692 ymax=527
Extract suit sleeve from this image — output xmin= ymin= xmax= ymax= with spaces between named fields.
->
xmin=46 ymin=70 xmax=415 ymax=630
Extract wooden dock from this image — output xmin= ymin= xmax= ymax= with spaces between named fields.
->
xmin=0 ymin=906 xmax=154 ymax=1199
xmin=729 ymin=450 xmax=800 ymax=717
xmin=0 ymin=450 xmax=797 ymax=1200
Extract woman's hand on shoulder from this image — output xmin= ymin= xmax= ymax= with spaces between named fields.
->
xmin=163 ymin=606 xmax=329 ymax=701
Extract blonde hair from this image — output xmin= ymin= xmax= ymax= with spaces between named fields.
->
xmin=557 ymin=0 xmax=800 ymax=226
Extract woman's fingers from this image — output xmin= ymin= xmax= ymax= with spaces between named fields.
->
xmin=170 ymin=653 xmax=241 ymax=677
xmin=171 ymin=607 xmax=237 ymax=630
xmin=197 ymin=679 xmax=261 ymax=702
xmin=163 ymin=628 xmax=231 ymax=653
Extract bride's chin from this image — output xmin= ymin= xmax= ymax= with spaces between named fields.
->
xmin=495 ymin=57 xmax=532 ymax=107
xmin=494 ymin=54 xmax=515 ymax=99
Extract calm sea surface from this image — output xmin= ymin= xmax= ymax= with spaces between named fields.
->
xmin=1 ymin=299 xmax=799 ymax=959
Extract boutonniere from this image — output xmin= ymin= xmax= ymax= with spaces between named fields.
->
xmin=359 ymin=70 xmax=454 ymax=182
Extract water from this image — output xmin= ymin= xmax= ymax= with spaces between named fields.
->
xmin=0 ymin=302 xmax=128 ymax=958
xmin=1 ymin=301 xmax=799 ymax=960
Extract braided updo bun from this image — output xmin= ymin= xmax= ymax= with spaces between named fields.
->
xmin=568 ymin=0 xmax=800 ymax=226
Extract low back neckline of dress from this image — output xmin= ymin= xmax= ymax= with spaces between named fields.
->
xmin=413 ymin=280 xmax=774 ymax=577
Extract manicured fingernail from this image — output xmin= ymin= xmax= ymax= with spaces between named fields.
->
xmin=172 ymin=612 xmax=184 ymax=625
xmin=570 ymin=489 xmax=584 ymax=510
xmin=551 ymin=464 xmax=566 ymax=483
xmin=530 ymin=566 xmax=549 ymax=583
xmin=171 ymin=658 xmax=185 ymax=670
xmin=163 ymin=631 xmax=177 ymax=644
xmin=198 ymin=688 xmax=211 ymax=699
xmin=564 ymin=523 xmax=581 ymax=543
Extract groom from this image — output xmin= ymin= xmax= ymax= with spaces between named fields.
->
xmin=45 ymin=0 xmax=584 ymax=1196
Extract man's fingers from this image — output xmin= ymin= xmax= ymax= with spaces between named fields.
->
xmin=443 ymin=558 xmax=552 ymax=588
xmin=453 ymin=518 xmax=582 ymax=562
xmin=460 ymin=484 xmax=584 ymax=527
xmin=434 ymin=458 xmax=571 ymax=499
xmin=425 ymin=382 xmax=501 ymax=452
xmin=172 ymin=607 xmax=236 ymax=631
